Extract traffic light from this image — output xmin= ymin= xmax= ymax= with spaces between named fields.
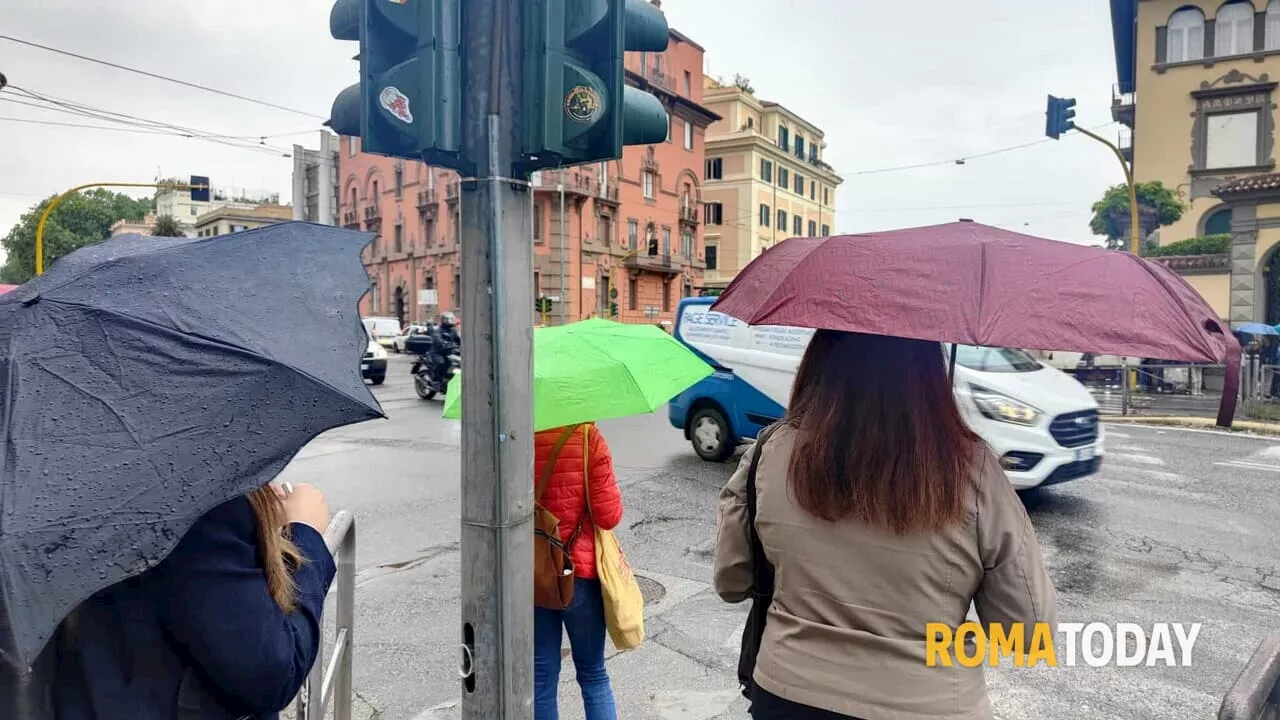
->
xmin=523 ymin=0 xmax=671 ymax=169
xmin=608 ymin=301 xmax=618 ymax=318
xmin=327 ymin=0 xmax=462 ymax=167
xmin=535 ymin=296 xmax=554 ymax=314
xmin=1045 ymin=95 xmax=1077 ymax=140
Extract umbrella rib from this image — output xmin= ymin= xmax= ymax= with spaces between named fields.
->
xmin=37 ymin=298 xmax=386 ymax=418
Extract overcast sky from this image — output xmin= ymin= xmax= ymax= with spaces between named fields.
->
xmin=0 ymin=0 xmax=1121 ymax=253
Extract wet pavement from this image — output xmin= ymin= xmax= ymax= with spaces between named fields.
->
xmin=279 ymin=355 xmax=1280 ymax=719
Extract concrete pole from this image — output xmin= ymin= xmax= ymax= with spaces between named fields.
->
xmin=559 ymin=175 xmax=567 ymax=324
xmin=457 ymin=0 xmax=535 ymax=716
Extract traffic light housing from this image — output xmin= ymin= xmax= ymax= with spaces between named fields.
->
xmin=535 ymin=296 xmax=554 ymax=314
xmin=608 ymin=301 xmax=618 ymax=318
xmin=327 ymin=0 xmax=462 ymax=167
xmin=1045 ymin=95 xmax=1077 ymax=140
xmin=523 ymin=0 xmax=671 ymax=169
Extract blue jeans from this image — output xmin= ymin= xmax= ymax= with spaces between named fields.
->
xmin=534 ymin=578 xmax=617 ymax=720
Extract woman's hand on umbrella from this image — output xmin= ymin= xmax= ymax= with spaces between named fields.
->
xmin=280 ymin=482 xmax=331 ymax=532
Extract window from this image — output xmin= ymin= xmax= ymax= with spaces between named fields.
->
xmin=190 ymin=206 xmax=197 ymax=216
xmin=394 ymin=164 xmax=403 ymax=198
xmin=426 ymin=218 xmax=436 ymax=246
xmin=795 ymin=136 xmax=805 ymax=159
xmin=1268 ymin=0 xmax=1280 ymax=51
xmin=705 ymin=157 xmax=723 ymax=179
xmin=453 ymin=271 xmax=461 ymax=308
xmin=823 ymin=187 xmax=830 ymax=205
xmin=1165 ymin=7 xmax=1205 ymax=63
xmin=1215 ymin=2 xmax=1254 ymax=57
xmin=760 ymin=159 xmax=773 ymax=182
xmin=628 ymin=278 xmax=638 ymax=310
xmin=810 ymin=180 xmax=816 ymax=200
xmin=533 ymin=271 xmax=541 ymax=297
xmin=667 ymin=116 xmax=673 ymax=143
xmin=647 ymin=225 xmax=659 ymax=255
xmin=662 ymin=227 xmax=671 ymax=255
xmin=662 ymin=282 xmax=670 ymax=312
xmin=643 ymin=171 xmax=656 ymax=199
xmin=348 ymin=137 xmax=358 ymax=157
xmin=704 ymin=202 xmax=724 ymax=225
xmin=1205 ymin=111 xmax=1259 ymax=168
xmin=821 ymin=224 xmax=830 ymax=235
xmin=778 ymin=167 xmax=789 ymax=188
xmin=706 ymin=245 xmax=718 ymax=270
xmin=808 ymin=220 xmax=817 ymax=236
xmin=533 ymin=203 xmax=542 ymax=242
xmin=394 ymin=223 xmax=403 ymax=253
xmin=809 ymin=145 xmax=819 ymax=163
xmin=793 ymin=215 xmax=802 ymax=236
xmin=794 ymin=174 xmax=804 ymax=195
xmin=628 ymin=219 xmax=638 ymax=249
xmin=597 ymin=214 xmax=613 ymax=245
xmin=683 ymin=70 xmax=692 ymax=95
xmin=370 ymin=279 xmax=380 ymax=312
xmin=777 ymin=125 xmax=790 ymax=151
xmin=776 ymin=209 xmax=787 ymax=229
xmin=681 ymin=230 xmax=693 ymax=257
xmin=372 ymin=180 xmax=379 ymax=198
xmin=759 ymin=204 xmax=770 ymax=226
xmin=683 ymin=119 xmax=693 ymax=150
xmin=1204 ymin=207 xmax=1233 ymax=235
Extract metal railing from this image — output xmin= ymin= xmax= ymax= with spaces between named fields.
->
xmin=1219 ymin=636 xmax=1280 ymax=719
xmin=293 ymin=510 xmax=356 ymax=720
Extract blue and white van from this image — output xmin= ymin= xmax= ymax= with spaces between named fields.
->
xmin=668 ymin=297 xmax=1103 ymax=490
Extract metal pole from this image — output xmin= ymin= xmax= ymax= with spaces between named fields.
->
xmin=458 ymin=0 xmax=534 ymax=717
xmin=33 ymin=180 xmax=208 ymax=276
xmin=1073 ymin=126 xmax=1141 ymax=255
xmin=558 ymin=174 xmax=567 ymax=325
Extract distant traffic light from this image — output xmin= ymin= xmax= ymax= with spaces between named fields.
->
xmin=1045 ymin=95 xmax=1077 ymax=140
xmin=522 ymin=0 xmax=671 ymax=169
xmin=608 ymin=301 xmax=618 ymax=318
xmin=327 ymin=0 xmax=462 ymax=167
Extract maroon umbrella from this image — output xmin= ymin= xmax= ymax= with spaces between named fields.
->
xmin=710 ymin=220 xmax=1241 ymax=426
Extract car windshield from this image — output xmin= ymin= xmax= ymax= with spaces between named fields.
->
xmin=944 ymin=344 xmax=1042 ymax=373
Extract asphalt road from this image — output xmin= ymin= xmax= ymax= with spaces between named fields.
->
xmin=279 ymin=355 xmax=1280 ymax=719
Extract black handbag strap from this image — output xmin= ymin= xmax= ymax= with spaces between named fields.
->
xmin=747 ymin=422 xmax=782 ymax=596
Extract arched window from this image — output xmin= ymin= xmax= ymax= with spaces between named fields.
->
xmin=1215 ymin=1 xmax=1255 ymax=57
xmin=1204 ymin=207 xmax=1233 ymax=236
xmin=1266 ymin=0 xmax=1280 ymax=50
xmin=1167 ymin=7 xmax=1206 ymax=62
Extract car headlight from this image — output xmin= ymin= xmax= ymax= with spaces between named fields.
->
xmin=370 ymin=344 xmax=388 ymax=360
xmin=967 ymin=384 xmax=1041 ymax=426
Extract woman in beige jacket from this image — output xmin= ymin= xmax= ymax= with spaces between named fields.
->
xmin=714 ymin=329 xmax=1058 ymax=720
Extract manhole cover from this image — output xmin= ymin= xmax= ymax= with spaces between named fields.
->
xmin=636 ymin=574 xmax=665 ymax=605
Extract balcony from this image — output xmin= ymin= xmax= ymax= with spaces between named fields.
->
xmin=531 ymin=169 xmax=620 ymax=204
xmin=341 ymin=209 xmax=360 ymax=229
xmin=678 ymin=204 xmax=699 ymax=225
xmin=417 ymin=187 xmax=437 ymax=209
xmin=1118 ymin=127 xmax=1133 ymax=163
xmin=445 ymin=181 xmax=461 ymax=203
xmin=625 ymin=252 xmax=682 ymax=276
xmin=363 ymin=206 xmax=381 ymax=228
xmin=645 ymin=67 xmax=673 ymax=92
xmin=1112 ymin=84 xmax=1135 ymax=128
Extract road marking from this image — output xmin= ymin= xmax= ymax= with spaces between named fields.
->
xmin=1108 ymin=452 xmax=1166 ymax=466
xmin=1107 ymin=431 xmax=1133 ymax=439
xmin=1093 ymin=476 xmax=1209 ymax=501
xmin=1215 ymin=460 xmax=1280 ymax=473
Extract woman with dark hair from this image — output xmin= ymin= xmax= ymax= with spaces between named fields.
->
xmin=715 ymin=330 xmax=1057 ymax=720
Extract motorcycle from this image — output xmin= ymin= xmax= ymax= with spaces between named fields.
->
xmin=412 ymin=349 xmax=461 ymax=400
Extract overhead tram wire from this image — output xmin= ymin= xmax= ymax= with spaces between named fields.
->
xmin=0 ymin=34 xmax=327 ymax=120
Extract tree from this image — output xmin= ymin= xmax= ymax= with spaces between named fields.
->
xmin=1088 ymin=181 xmax=1184 ymax=251
xmin=1 ymin=189 xmax=153 ymax=283
xmin=732 ymin=74 xmax=754 ymax=94
xmin=152 ymin=214 xmax=185 ymax=237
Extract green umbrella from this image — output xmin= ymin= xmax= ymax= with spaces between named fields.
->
xmin=442 ymin=317 xmax=713 ymax=431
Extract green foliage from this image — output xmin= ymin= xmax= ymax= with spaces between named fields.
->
xmin=699 ymin=288 xmax=723 ymax=297
xmin=152 ymin=214 xmax=185 ymax=237
xmin=1088 ymin=181 xmax=1185 ymax=251
xmin=1 ymin=189 xmax=153 ymax=284
xmin=1143 ymin=234 xmax=1231 ymax=257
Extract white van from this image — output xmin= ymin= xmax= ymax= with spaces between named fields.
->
xmin=362 ymin=316 xmax=402 ymax=349
xmin=667 ymin=297 xmax=1103 ymax=490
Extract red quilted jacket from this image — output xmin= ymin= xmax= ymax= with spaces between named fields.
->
xmin=533 ymin=424 xmax=623 ymax=579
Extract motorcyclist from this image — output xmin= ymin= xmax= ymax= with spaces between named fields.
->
xmin=427 ymin=312 xmax=461 ymax=386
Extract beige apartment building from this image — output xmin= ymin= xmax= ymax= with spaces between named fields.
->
xmin=699 ymin=76 xmax=842 ymax=289
xmin=1111 ymin=0 xmax=1280 ymax=324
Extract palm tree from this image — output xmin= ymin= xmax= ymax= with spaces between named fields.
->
xmin=152 ymin=214 xmax=185 ymax=237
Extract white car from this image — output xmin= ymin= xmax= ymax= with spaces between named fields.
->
xmin=393 ymin=325 xmax=429 ymax=353
xmin=362 ymin=336 xmax=388 ymax=385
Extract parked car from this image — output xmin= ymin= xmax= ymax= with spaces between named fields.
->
xmin=362 ymin=316 xmax=402 ymax=349
xmin=393 ymin=325 xmax=429 ymax=353
xmin=362 ymin=335 xmax=388 ymax=385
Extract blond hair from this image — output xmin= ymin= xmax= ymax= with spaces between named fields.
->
xmin=246 ymin=487 xmax=305 ymax=612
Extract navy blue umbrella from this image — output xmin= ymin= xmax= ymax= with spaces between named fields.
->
xmin=0 ymin=222 xmax=384 ymax=669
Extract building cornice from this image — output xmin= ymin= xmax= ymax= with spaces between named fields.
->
xmin=625 ymin=69 xmax=721 ymax=127
xmin=706 ymin=133 xmax=843 ymax=184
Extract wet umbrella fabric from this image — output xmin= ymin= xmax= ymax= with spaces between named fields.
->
xmin=1233 ymin=322 xmax=1280 ymax=336
xmin=710 ymin=221 xmax=1241 ymax=426
xmin=0 ymin=223 xmax=384 ymax=670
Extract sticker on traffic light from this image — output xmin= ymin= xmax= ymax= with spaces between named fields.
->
xmin=380 ymin=87 xmax=413 ymax=123
xmin=565 ymin=85 xmax=603 ymax=124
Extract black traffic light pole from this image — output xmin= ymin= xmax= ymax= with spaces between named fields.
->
xmin=456 ymin=0 xmax=537 ymax=717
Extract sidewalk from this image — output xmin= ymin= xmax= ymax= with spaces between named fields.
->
xmin=1107 ymin=415 xmax=1280 ymax=436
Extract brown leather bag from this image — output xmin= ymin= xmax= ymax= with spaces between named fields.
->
xmin=534 ymin=424 xmax=585 ymax=610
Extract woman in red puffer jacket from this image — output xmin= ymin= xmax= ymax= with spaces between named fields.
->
xmin=532 ymin=423 xmax=623 ymax=720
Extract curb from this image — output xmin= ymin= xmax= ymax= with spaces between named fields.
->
xmin=1105 ymin=416 xmax=1280 ymax=437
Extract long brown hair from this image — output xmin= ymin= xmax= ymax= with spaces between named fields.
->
xmin=246 ymin=487 xmax=305 ymax=612
xmin=785 ymin=330 xmax=980 ymax=534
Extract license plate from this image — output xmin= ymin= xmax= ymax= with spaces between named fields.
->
xmin=360 ymin=363 xmax=369 ymax=371
xmin=1074 ymin=446 xmax=1096 ymax=462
